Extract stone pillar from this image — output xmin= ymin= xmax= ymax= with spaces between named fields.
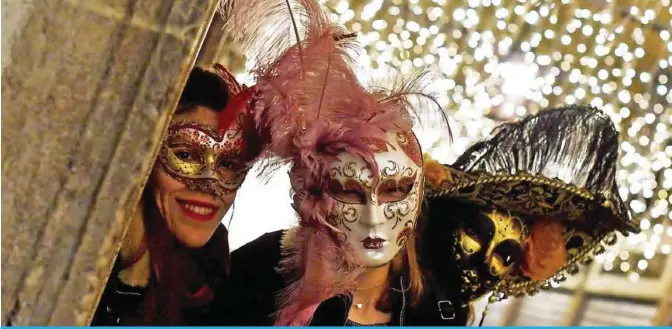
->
xmin=195 ymin=12 xmax=246 ymax=72
xmin=1 ymin=0 xmax=218 ymax=325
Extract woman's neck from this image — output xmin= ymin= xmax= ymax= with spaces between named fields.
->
xmin=119 ymin=200 xmax=149 ymax=269
xmin=354 ymin=264 xmax=389 ymax=297
xmin=348 ymin=264 xmax=392 ymax=324
xmin=114 ymin=200 xmax=152 ymax=287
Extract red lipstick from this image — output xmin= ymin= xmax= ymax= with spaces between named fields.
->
xmin=177 ymin=199 xmax=219 ymax=222
xmin=362 ymin=237 xmax=386 ymax=249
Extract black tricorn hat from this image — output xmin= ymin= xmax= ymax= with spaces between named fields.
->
xmin=421 ymin=105 xmax=638 ymax=301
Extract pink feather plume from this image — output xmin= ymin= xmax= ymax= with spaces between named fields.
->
xmin=221 ymin=0 xmax=445 ymax=325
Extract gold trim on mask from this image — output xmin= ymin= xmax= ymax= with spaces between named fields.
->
xmin=457 ymin=230 xmax=481 ymax=256
xmin=158 ymin=120 xmax=248 ymax=196
xmin=482 ymin=210 xmax=526 ymax=261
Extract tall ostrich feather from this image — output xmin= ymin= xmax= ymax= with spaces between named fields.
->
xmin=220 ymin=0 xmax=445 ymax=325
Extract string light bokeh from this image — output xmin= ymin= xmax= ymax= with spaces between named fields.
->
xmin=228 ymin=0 xmax=672 ymax=281
xmin=316 ymin=0 xmax=672 ymax=281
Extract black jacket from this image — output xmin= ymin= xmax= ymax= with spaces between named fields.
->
xmin=92 ymin=224 xmax=229 ymax=326
xmin=213 ymin=230 xmax=469 ymax=326
xmin=91 ymin=259 xmax=217 ymax=326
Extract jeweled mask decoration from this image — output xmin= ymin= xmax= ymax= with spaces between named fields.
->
xmin=326 ymin=130 xmax=424 ymax=267
xmin=454 ymin=208 xmax=528 ymax=299
xmin=158 ymin=119 xmax=248 ymax=197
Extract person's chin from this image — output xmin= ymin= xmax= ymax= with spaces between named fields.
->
xmin=173 ymin=223 xmax=218 ymax=248
xmin=361 ymin=250 xmax=394 ymax=268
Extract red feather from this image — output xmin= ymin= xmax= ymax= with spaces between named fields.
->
xmin=217 ymin=87 xmax=255 ymax=132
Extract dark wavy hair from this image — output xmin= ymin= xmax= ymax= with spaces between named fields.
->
xmin=177 ymin=66 xmax=231 ymax=113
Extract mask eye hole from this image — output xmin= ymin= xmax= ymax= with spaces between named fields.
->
xmin=489 ymin=255 xmax=512 ymax=277
xmin=489 ymin=240 xmax=523 ymax=276
xmin=220 ymin=159 xmax=234 ymax=169
xmin=170 ymin=146 xmax=201 ymax=164
xmin=217 ymin=158 xmax=245 ymax=172
xmin=333 ymin=190 xmax=366 ymax=204
xmin=329 ymin=180 xmax=367 ymax=204
xmin=378 ymin=182 xmax=413 ymax=203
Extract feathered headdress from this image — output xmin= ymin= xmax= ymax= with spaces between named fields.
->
xmin=211 ymin=63 xmax=245 ymax=130
xmin=221 ymin=0 xmax=442 ymax=325
xmin=205 ymin=63 xmax=261 ymax=164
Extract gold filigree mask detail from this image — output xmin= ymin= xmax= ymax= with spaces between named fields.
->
xmin=454 ymin=209 xmax=527 ymax=299
xmin=483 ymin=210 xmax=526 ymax=266
xmin=458 ymin=231 xmax=482 ymax=256
xmin=158 ymin=120 xmax=249 ymax=196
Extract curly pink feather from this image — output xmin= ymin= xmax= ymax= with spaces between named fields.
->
xmin=222 ymin=0 xmax=440 ymax=325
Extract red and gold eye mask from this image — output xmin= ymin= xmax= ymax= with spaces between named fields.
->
xmin=158 ymin=120 xmax=248 ymax=196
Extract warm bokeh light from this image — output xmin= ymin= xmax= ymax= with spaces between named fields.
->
xmin=228 ymin=0 xmax=672 ymax=283
xmin=306 ymin=0 xmax=672 ymax=283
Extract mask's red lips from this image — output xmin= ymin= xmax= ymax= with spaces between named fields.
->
xmin=177 ymin=199 xmax=219 ymax=222
xmin=361 ymin=237 xmax=386 ymax=249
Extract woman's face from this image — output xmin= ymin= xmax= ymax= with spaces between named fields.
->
xmin=151 ymin=106 xmax=248 ymax=248
xmin=327 ymin=130 xmax=424 ymax=267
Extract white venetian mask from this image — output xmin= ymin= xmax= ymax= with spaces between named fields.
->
xmin=326 ymin=130 xmax=424 ymax=267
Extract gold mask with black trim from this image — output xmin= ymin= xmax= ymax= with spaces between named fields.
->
xmin=454 ymin=209 xmax=528 ymax=297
